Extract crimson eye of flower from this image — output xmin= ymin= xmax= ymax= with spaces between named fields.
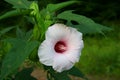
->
xmin=54 ymin=41 xmax=67 ymax=53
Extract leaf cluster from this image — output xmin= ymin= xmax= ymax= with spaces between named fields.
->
xmin=0 ymin=0 xmax=112 ymax=80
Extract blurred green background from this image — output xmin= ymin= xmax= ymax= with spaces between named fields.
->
xmin=0 ymin=0 xmax=120 ymax=80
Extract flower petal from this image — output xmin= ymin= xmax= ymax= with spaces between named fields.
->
xmin=53 ymin=54 xmax=74 ymax=72
xmin=46 ymin=24 xmax=69 ymax=41
xmin=38 ymin=23 xmax=84 ymax=72
xmin=38 ymin=39 xmax=55 ymax=66
xmin=65 ymin=27 xmax=83 ymax=50
xmin=64 ymin=50 xmax=81 ymax=63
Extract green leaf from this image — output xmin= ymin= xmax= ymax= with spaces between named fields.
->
xmin=33 ymin=24 xmax=40 ymax=40
xmin=16 ymin=27 xmax=25 ymax=39
xmin=29 ymin=48 xmax=39 ymax=62
xmin=46 ymin=1 xmax=78 ymax=12
xmin=44 ymin=66 xmax=86 ymax=80
xmin=30 ymin=2 xmax=46 ymax=40
xmin=25 ymin=30 xmax=33 ymax=41
xmin=0 ymin=10 xmax=31 ymax=20
xmin=53 ymin=72 xmax=71 ymax=80
xmin=39 ymin=9 xmax=53 ymax=31
xmin=0 ymin=26 xmax=16 ymax=37
xmin=0 ymin=38 xmax=39 ymax=80
xmin=73 ymin=23 xmax=112 ymax=34
xmin=44 ymin=66 xmax=71 ymax=80
xmin=57 ymin=10 xmax=112 ymax=34
xmin=68 ymin=67 xmax=86 ymax=79
xmin=15 ymin=68 xmax=36 ymax=80
xmin=44 ymin=20 xmax=53 ymax=29
xmin=5 ymin=0 xmax=32 ymax=9
xmin=30 ymin=2 xmax=44 ymax=28
xmin=16 ymin=28 xmax=33 ymax=41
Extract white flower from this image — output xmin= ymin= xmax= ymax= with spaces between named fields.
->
xmin=38 ymin=23 xmax=84 ymax=72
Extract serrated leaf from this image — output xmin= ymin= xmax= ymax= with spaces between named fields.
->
xmin=15 ymin=68 xmax=36 ymax=80
xmin=57 ymin=10 xmax=112 ymax=34
xmin=0 ymin=10 xmax=31 ymax=20
xmin=0 ymin=26 xmax=16 ymax=37
xmin=5 ymin=0 xmax=32 ymax=9
xmin=0 ymin=38 xmax=39 ymax=80
xmin=46 ymin=1 xmax=78 ymax=12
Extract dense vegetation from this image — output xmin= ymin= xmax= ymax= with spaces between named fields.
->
xmin=0 ymin=0 xmax=120 ymax=80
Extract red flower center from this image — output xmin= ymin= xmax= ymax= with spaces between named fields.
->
xmin=54 ymin=41 xmax=67 ymax=53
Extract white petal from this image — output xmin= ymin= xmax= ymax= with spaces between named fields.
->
xmin=64 ymin=50 xmax=81 ymax=63
xmin=63 ymin=27 xmax=84 ymax=62
xmin=46 ymin=24 xmax=69 ymax=41
xmin=65 ymin=27 xmax=83 ymax=50
xmin=38 ymin=39 xmax=55 ymax=66
xmin=53 ymin=54 xmax=74 ymax=72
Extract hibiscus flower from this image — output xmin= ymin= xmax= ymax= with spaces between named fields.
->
xmin=38 ymin=23 xmax=84 ymax=72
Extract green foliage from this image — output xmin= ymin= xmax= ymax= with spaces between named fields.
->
xmin=30 ymin=1 xmax=80 ymax=40
xmin=46 ymin=1 xmax=78 ymax=12
xmin=78 ymin=37 xmax=120 ymax=76
xmin=75 ymin=0 xmax=120 ymax=21
xmin=0 ymin=9 xmax=31 ymax=20
xmin=16 ymin=27 xmax=33 ymax=41
xmin=5 ymin=0 xmax=32 ymax=9
xmin=0 ymin=26 xmax=16 ymax=37
xmin=44 ymin=66 xmax=70 ymax=80
xmin=44 ymin=65 xmax=87 ymax=80
xmin=0 ymin=38 xmax=39 ymax=80
xmin=30 ymin=2 xmax=45 ymax=40
xmin=29 ymin=48 xmax=39 ymax=62
xmin=68 ymin=66 xmax=87 ymax=79
xmin=32 ymin=24 xmax=40 ymax=40
xmin=50 ymin=71 xmax=71 ymax=80
xmin=30 ymin=2 xmax=44 ymax=27
xmin=0 ymin=0 xmax=115 ymax=80
xmin=15 ymin=68 xmax=36 ymax=80
xmin=57 ymin=10 xmax=112 ymax=34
